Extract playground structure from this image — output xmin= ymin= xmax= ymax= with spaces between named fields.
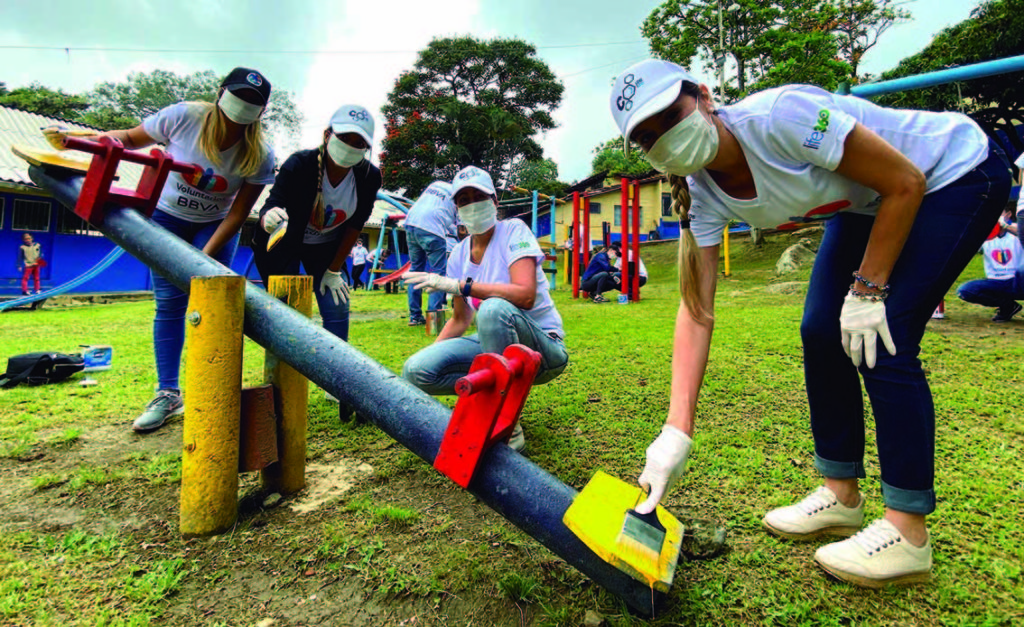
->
xmin=27 ymin=136 xmax=663 ymax=615
xmin=569 ymin=178 xmax=643 ymax=303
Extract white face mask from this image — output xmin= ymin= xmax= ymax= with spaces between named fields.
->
xmin=217 ymin=90 xmax=264 ymax=125
xmin=327 ymin=135 xmax=366 ymax=168
xmin=458 ymin=199 xmax=497 ymax=235
xmin=645 ymin=104 xmax=719 ymax=177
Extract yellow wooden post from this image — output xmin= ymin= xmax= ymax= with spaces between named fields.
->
xmin=179 ymin=275 xmax=245 ymax=538
xmin=261 ymin=275 xmax=313 ymax=495
xmin=722 ymin=225 xmax=731 ymax=277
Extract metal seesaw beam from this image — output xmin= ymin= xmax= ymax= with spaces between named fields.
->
xmin=29 ymin=166 xmax=662 ymax=616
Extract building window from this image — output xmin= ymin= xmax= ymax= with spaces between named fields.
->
xmin=239 ymin=221 xmax=257 ymax=248
xmin=662 ymin=192 xmax=673 ymax=217
xmin=614 ymin=205 xmax=621 ymax=226
xmin=58 ymin=210 xmax=104 ymax=236
xmin=12 ymin=198 xmax=51 ymax=232
xmin=588 ymin=201 xmax=601 ymax=214
xmin=613 ymin=206 xmax=643 ymax=227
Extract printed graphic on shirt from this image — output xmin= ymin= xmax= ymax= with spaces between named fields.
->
xmin=802 ymin=109 xmax=831 ymax=150
xmin=992 ymin=248 xmax=1013 ymax=265
xmin=181 ymin=167 xmax=230 ymax=193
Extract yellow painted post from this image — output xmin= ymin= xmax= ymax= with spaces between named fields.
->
xmin=722 ymin=225 xmax=731 ymax=277
xmin=261 ymin=275 xmax=313 ymax=495
xmin=180 ymin=275 xmax=245 ymax=538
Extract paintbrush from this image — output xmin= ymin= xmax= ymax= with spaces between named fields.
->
xmin=266 ymin=219 xmax=288 ymax=251
xmin=616 ymin=492 xmax=666 ymax=565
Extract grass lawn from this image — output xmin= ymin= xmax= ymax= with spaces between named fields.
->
xmin=0 ymin=231 xmax=1022 ymax=626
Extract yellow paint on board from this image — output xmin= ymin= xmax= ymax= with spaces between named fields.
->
xmin=562 ymin=471 xmax=684 ymax=592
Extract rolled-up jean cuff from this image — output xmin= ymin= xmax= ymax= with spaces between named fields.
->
xmin=814 ymin=453 xmax=866 ymax=480
xmin=881 ymin=481 xmax=936 ymax=515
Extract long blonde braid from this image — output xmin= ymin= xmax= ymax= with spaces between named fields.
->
xmin=669 ymin=173 xmax=711 ymax=324
xmin=311 ymin=137 xmax=327 ymax=230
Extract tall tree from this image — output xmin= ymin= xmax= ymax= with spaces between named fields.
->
xmin=590 ymin=137 xmax=653 ymax=181
xmin=0 ymin=83 xmax=90 ymax=119
xmin=507 ymin=157 xmax=567 ymax=197
xmin=380 ymin=37 xmax=564 ymax=197
xmin=816 ymin=0 xmax=910 ymax=77
xmin=876 ymin=0 xmax=1024 ymax=112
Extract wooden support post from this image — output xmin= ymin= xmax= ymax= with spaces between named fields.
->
xmin=180 ymin=275 xmax=245 ymax=538
xmin=261 ymin=275 xmax=314 ymax=495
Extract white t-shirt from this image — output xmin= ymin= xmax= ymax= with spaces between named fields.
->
xmin=143 ymin=103 xmax=276 ymax=223
xmin=688 ymin=86 xmax=990 ymax=247
xmin=614 ymin=256 xmax=648 ymax=279
xmin=982 ymin=233 xmax=1024 ymax=280
xmin=447 ymin=219 xmax=565 ymax=338
xmin=1015 ymin=154 xmax=1024 ymax=218
xmin=350 ymin=244 xmax=369 ymax=265
xmin=404 ymin=181 xmax=457 ymax=243
xmin=303 ymin=170 xmax=358 ymax=244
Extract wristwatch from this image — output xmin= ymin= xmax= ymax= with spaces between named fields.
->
xmin=461 ymin=277 xmax=474 ymax=297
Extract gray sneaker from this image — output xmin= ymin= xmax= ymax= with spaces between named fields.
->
xmin=508 ymin=423 xmax=526 ymax=452
xmin=133 ymin=390 xmax=184 ymax=433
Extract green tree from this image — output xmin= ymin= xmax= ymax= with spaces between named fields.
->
xmin=0 ymin=83 xmax=90 ymax=119
xmin=590 ymin=137 xmax=652 ymax=181
xmin=507 ymin=158 xmax=567 ymax=197
xmin=380 ymin=36 xmax=564 ymax=197
xmin=876 ymin=0 xmax=1024 ymax=112
xmin=87 ymin=69 xmax=304 ymax=149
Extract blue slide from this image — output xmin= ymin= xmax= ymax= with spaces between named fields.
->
xmin=1 ymin=247 xmax=126 ymax=312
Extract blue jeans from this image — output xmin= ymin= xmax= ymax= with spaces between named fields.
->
xmin=151 ymin=210 xmax=239 ymax=391
xmin=957 ymin=274 xmax=1024 ymax=310
xmin=402 ymin=298 xmax=569 ymax=395
xmin=407 ymin=226 xmax=449 ymax=321
xmin=252 ymin=239 xmax=351 ymax=342
xmin=801 ymin=144 xmax=1010 ymax=515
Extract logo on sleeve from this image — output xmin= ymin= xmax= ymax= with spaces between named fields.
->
xmin=616 ymin=74 xmax=644 ymax=112
xmin=802 ymin=109 xmax=831 ymax=150
xmin=509 ymin=241 xmax=531 ymax=252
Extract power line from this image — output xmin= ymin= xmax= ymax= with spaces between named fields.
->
xmin=559 ymin=54 xmax=651 ymax=80
xmin=0 ymin=40 xmax=647 ymax=56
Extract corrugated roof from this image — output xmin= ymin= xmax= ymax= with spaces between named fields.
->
xmin=0 ymin=104 xmax=145 ymax=190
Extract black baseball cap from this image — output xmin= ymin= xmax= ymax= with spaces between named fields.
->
xmin=221 ymin=67 xmax=271 ymax=105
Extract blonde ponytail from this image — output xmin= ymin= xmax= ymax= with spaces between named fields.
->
xmin=310 ymin=138 xmax=327 ymax=230
xmin=195 ymin=102 xmax=268 ymax=179
xmin=669 ymin=174 xmax=712 ymax=324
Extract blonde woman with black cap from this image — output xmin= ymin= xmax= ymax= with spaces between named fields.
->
xmin=252 ymin=105 xmax=381 ymax=347
xmin=611 ymin=59 xmax=1009 ymax=587
xmin=47 ymin=67 xmax=278 ymax=433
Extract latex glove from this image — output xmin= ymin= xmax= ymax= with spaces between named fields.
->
xmin=261 ymin=207 xmax=288 ymax=233
xmin=403 ymin=271 xmax=461 ymax=295
xmin=999 ymin=214 xmax=1012 ymax=229
xmin=840 ymin=293 xmax=896 ymax=369
xmin=636 ymin=424 xmax=693 ymax=515
xmin=41 ymin=125 xmax=97 ymax=151
xmin=319 ymin=269 xmax=350 ymax=307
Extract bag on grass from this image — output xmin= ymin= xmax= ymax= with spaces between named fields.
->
xmin=0 ymin=352 xmax=85 ymax=388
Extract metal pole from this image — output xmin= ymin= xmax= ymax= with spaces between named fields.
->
xmin=549 ymin=197 xmax=556 ymax=249
xmin=30 ymin=166 xmax=660 ymax=615
xmin=850 ymin=54 xmax=1024 ymax=99
xmin=583 ymin=197 xmax=591 ymax=269
xmin=717 ymin=0 xmax=726 ymax=100
xmin=631 ymin=181 xmax=641 ymax=303
xmin=531 ymin=189 xmax=539 ymax=234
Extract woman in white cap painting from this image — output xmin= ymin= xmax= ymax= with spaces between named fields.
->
xmin=46 ymin=67 xmax=278 ymax=434
xmin=401 ymin=166 xmax=569 ymax=452
xmin=612 ymin=59 xmax=1009 ymax=587
xmin=252 ymin=104 xmax=382 ymax=342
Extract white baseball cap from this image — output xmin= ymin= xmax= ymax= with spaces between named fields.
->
xmin=452 ymin=166 xmax=496 ymax=197
xmin=330 ymin=104 xmax=375 ymax=147
xmin=610 ymin=59 xmax=699 ymax=154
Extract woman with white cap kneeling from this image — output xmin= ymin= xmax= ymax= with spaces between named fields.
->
xmin=402 ymin=166 xmax=569 ymax=452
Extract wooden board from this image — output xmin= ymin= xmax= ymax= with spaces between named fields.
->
xmin=11 ymin=144 xmax=92 ymax=174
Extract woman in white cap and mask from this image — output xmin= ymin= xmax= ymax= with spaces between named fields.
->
xmin=401 ymin=166 xmax=569 ymax=452
xmin=252 ymin=104 xmax=382 ymax=350
xmin=612 ymin=59 xmax=1009 ymax=587
xmin=53 ymin=67 xmax=277 ymax=434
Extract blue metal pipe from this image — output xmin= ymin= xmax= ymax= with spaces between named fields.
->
xmin=531 ymin=190 xmax=539 ymax=233
xmin=851 ymin=54 xmax=1024 ymax=98
xmin=29 ymin=167 xmax=662 ymax=616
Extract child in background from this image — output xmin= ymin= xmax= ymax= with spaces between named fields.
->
xmin=17 ymin=233 xmax=42 ymax=295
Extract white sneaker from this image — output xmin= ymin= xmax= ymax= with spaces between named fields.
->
xmin=508 ymin=423 xmax=525 ymax=452
xmin=815 ymin=518 xmax=932 ymax=588
xmin=763 ymin=486 xmax=864 ymax=541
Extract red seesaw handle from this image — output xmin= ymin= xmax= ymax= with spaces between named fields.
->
xmin=63 ymin=136 xmax=196 ymax=174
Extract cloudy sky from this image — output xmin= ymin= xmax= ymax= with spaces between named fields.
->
xmin=1 ymin=0 xmax=979 ymax=186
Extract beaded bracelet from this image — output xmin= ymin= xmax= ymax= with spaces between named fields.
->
xmin=852 ymin=271 xmax=890 ymax=294
xmin=848 ymin=286 xmax=888 ymax=302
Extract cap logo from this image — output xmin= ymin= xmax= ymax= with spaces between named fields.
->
xmin=246 ymin=72 xmax=263 ymax=87
xmin=616 ymin=74 xmax=643 ymax=112
xmin=457 ymin=169 xmax=476 ymax=180
xmin=349 ymin=109 xmax=370 ymax=122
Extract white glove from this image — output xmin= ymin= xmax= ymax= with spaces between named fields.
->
xmin=261 ymin=207 xmax=288 ymax=233
xmin=319 ymin=269 xmax=350 ymax=307
xmin=999 ymin=214 xmax=1012 ymax=229
xmin=636 ymin=425 xmax=693 ymax=515
xmin=840 ymin=293 xmax=896 ymax=369
xmin=403 ymin=271 xmax=461 ymax=295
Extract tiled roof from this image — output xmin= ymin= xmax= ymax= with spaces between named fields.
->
xmin=0 ymin=105 xmax=145 ymax=189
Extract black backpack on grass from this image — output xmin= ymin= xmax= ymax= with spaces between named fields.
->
xmin=0 ymin=352 xmax=85 ymax=388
